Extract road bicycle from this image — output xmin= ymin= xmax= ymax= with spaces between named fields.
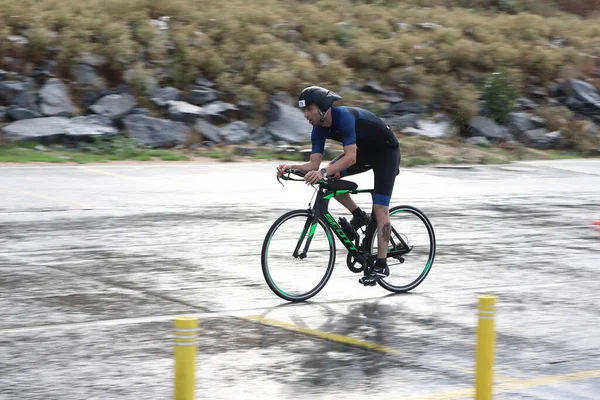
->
xmin=261 ymin=169 xmax=436 ymax=302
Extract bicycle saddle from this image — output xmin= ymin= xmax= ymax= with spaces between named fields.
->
xmin=326 ymin=179 xmax=358 ymax=191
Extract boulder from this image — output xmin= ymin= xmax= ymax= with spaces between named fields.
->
xmin=202 ymin=101 xmax=240 ymax=124
xmin=89 ymin=93 xmax=137 ymax=121
xmin=152 ymin=87 xmax=181 ymax=107
xmin=5 ymin=106 xmax=41 ymax=121
xmin=220 ymin=121 xmax=252 ymax=144
xmin=1 ymin=116 xmax=117 ymax=143
xmin=167 ymin=101 xmax=204 ymax=125
xmin=187 ymin=87 xmax=218 ymax=106
xmin=39 ymin=78 xmax=75 ymax=117
xmin=416 ymin=118 xmax=452 ymax=139
xmin=265 ymin=100 xmax=311 ymax=144
xmin=123 ymin=114 xmax=190 ymax=148
xmin=194 ymin=119 xmax=221 ymax=143
xmin=469 ymin=116 xmax=510 ymax=141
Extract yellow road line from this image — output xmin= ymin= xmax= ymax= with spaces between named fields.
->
xmin=0 ymin=183 xmax=93 ymax=209
xmin=406 ymin=369 xmax=600 ymax=400
xmin=246 ymin=315 xmax=401 ymax=355
xmin=497 ymin=368 xmax=600 ymax=391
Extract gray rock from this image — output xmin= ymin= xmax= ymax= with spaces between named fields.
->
xmin=152 ymin=87 xmax=181 ymax=107
xmin=5 ymin=106 xmax=41 ymax=121
xmin=0 ymin=106 xmax=5 ymax=121
xmin=12 ymin=89 xmax=38 ymax=110
xmin=416 ymin=119 xmax=452 ymax=139
xmin=508 ymin=112 xmax=536 ymax=133
xmin=317 ymin=53 xmax=330 ymax=66
xmin=388 ymin=102 xmax=425 ymax=115
xmin=416 ymin=22 xmax=443 ymax=30
xmin=1 ymin=117 xmax=71 ymax=142
xmin=195 ymin=75 xmax=216 ymax=88
xmin=65 ymin=116 xmax=119 ymax=139
xmin=167 ymin=101 xmax=204 ymax=125
xmin=203 ymin=101 xmax=240 ymax=124
xmin=70 ymin=114 xmax=114 ymax=127
xmin=397 ymin=23 xmax=413 ymax=30
xmin=220 ymin=121 xmax=251 ymax=144
xmin=382 ymin=114 xmax=419 ymax=131
xmin=237 ymin=99 xmax=257 ymax=119
xmin=570 ymin=79 xmax=600 ymax=109
xmin=39 ymin=79 xmax=75 ymax=117
xmin=525 ymin=130 xmax=562 ymax=150
xmin=89 ymin=93 xmax=137 ymax=121
xmin=7 ymin=35 xmax=28 ymax=45
xmin=469 ymin=116 xmax=510 ymax=141
xmin=363 ymin=80 xmax=387 ymax=95
xmin=516 ymin=97 xmax=538 ymax=110
xmin=194 ymin=119 xmax=221 ymax=143
xmin=401 ymin=127 xmax=427 ymax=137
xmin=71 ymin=64 xmax=102 ymax=87
xmin=123 ymin=115 xmax=189 ymax=148
xmin=248 ymin=126 xmax=271 ymax=146
xmin=150 ymin=19 xmax=169 ymax=31
xmin=266 ymin=100 xmax=311 ymax=144
xmin=380 ymin=93 xmax=404 ymax=104
xmin=0 ymin=81 xmax=26 ymax=105
xmin=188 ymin=87 xmax=218 ymax=106
xmin=1 ymin=115 xmax=118 ymax=143
xmin=529 ymin=115 xmax=547 ymax=128
xmin=75 ymin=53 xmax=107 ymax=67
xmin=130 ymin=108 xmax=150 ymax=116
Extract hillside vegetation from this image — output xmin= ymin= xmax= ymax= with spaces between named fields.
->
xmin=2 ymin=1 xmax=600 ymax=116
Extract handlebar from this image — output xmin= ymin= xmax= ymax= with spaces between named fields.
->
xmin=277 ymin=168 xmax=336 ymax=186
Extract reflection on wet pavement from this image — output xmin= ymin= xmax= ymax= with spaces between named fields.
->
xmin=1 ymin=160 xmax=599 ymax=399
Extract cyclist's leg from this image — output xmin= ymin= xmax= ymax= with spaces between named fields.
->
xmin=327 ymin=150 xmax=371 ymax=212
xmin=371 ymin=146 xmax=400 ymax=261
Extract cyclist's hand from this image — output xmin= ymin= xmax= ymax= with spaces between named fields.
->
xmin=304 ymin=170 xmax=323 ymax=185
xmin=277 ymin=164 xmax=292 ymax=177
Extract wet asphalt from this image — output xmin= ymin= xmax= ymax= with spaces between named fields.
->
xmin=0 ymin=159 xmax=599 ymax=399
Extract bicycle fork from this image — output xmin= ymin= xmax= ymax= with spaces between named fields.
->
xmin=293 ymin=210 xmax=319 ymax=259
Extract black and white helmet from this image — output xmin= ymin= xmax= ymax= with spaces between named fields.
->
xmin=298 ymin=86 xmax=342 ymax=112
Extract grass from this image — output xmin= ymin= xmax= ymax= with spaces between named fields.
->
xmin=0 ymin=138 xmax=190 ymax=164
xmin=3 ymin=135 xmax=593 ymax=166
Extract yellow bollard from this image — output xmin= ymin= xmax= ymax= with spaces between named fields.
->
xmin=174 ymin=316 xmax=199 ymax=400
xmin=475 ymin=296 xmax=496 ymax=400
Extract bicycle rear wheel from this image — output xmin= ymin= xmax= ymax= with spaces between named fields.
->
xmin=368 ymin=205 xmax=436 ymax=293
xmin=261 ymin=209 xmax=336 ymax=302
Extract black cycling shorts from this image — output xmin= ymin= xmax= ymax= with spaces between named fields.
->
xmin=328 ymin=146 xmax=400 ymax=206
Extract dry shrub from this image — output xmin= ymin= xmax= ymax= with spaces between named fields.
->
xmin=554 ymin=0 xmax=600 ymax=17
xmin=534 ymin=106 xmax=573 ymax=131
xmin=560 ymin=120 xmax=600 ymax=154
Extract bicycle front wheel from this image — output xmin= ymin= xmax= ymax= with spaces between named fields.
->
xmin=368 ymin=205 xmax=436 ymax=293
xmin=261 ymin=209 xmax=336 ymax=302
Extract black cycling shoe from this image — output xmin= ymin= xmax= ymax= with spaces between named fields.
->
xmin=350 ymin=210 xmax=369 ymax=231
xmin=358 ymin=276 xmax=377 ymax=286
xmin=358 ymin=259 xmax=389 ymax=286
xmin=370 ymin=260 xmax=389 ymax=278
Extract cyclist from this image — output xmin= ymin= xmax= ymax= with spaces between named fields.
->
xmin=276 ymin=85 xmax=400 ymax=284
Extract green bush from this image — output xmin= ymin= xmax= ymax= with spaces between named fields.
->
xmin=482 ymin=66 xmax=520 ymax=124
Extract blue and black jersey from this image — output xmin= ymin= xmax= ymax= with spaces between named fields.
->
xmin=313 ymin=106 xmax=401 ymax=207
xmin=311 ymin=106 xmax=399 ymax=154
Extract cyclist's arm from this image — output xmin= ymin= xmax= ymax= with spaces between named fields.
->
xmin=287 ymin=153 xmax=322 ymax=172
xmin=322 ymin=144 xmax=356 ymax=177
